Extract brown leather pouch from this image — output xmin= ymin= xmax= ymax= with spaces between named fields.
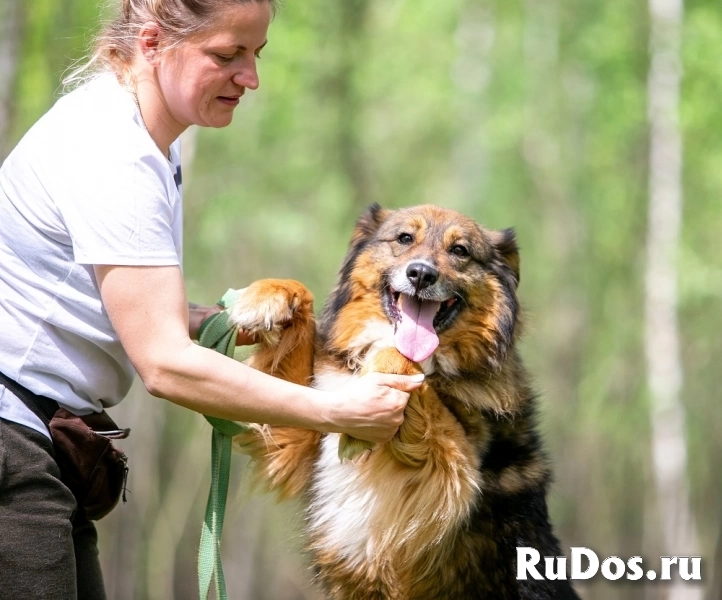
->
xmin=0 ymin=372 xmax=129 ymax=521
xmin=49 ymin=408 xmax=129 ymax=521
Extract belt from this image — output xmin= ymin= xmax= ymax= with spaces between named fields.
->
xmin=0 ymin=371 xmax=59 ymax=427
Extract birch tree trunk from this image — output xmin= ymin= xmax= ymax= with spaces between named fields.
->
xmin=645 ymin=1 xmax=701 ymax=598
xmin=0 ymin=0 xmax=24 ymax=160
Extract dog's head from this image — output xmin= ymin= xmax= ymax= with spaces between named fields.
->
xmin=319 ymin=204 xmax=521 ymax=376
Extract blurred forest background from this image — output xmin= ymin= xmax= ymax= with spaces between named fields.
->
xmin=1 ymin=0 xmax=720 ymax=598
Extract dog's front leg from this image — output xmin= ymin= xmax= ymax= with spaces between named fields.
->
xmin=227 ymin=278 xmax=315 ymax=385
xmin=362 ymin=348 xmax=478 ymax=470
xmin=341 ymin=348 xmax=481 ymax=585
xmin=225 ymin=279 xmax=321 ymax=500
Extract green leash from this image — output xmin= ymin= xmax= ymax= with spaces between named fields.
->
xmin=197 ymin=289 xmax=252 ymax=600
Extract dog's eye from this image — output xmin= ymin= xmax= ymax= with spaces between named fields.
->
xmin=397 ymin=233 xmax=414 ymax=244
xmin=451 ymin=245 xmax=468 ymax=257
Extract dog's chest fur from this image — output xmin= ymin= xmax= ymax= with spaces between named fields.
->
xmin=308 ymin=367 xmax=383 ymax=565
xmin=307 ymin=433 xmax=378 ymax=565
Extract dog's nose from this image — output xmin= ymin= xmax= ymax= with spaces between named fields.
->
xmin=406 ymin=262 xmax=439 ymax=291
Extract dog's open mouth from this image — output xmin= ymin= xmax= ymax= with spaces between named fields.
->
xmin=385 ymin=290 xmax=461 ymax=363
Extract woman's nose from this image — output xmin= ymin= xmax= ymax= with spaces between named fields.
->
xmin=232 ymin=60 xmax=259 ymax=90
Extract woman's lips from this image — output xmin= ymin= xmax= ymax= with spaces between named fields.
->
xmin=217 ymin=95 xmax=241 ymax=106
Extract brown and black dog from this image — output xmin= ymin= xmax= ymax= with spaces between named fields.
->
xmin=228 ymin=204 xmax=579 ymax=599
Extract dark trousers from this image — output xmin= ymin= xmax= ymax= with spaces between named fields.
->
xmin=0 ymin=418 xmax=106 ymax=600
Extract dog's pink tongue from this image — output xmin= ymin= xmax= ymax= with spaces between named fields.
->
xmin=394 ymin=294 xmax=440 ymax=363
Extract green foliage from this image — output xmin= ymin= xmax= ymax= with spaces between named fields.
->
xmin=7 ymin=0 xmax=721 ymax=598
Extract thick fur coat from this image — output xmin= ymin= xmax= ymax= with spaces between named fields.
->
xmin=229 ymin=204 xmax=579 ymax=599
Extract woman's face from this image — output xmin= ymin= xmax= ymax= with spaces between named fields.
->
xmin=156 ymin=2 xmax=272 ymax=131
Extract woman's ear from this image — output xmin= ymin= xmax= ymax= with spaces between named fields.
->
xmin=138 ymin=21 xmax=163 ymax=65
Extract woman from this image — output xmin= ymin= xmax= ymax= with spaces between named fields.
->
xmin=0 ymin=0 xmax=423 ymax=597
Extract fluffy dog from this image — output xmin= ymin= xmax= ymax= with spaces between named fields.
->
xmin=229 ymin=204 xmax=579 ymax=599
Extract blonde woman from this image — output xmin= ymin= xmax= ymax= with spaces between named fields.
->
xmin=0 ymin=1 xmax=422 ymax=597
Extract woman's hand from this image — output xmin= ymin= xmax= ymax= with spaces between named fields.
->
xmin=189 ymin=303 xmax=222 ymax=340
xmin=189 ymin=303 xmax=257 ymax=346
xmin=319 ymin=372 xmax=425 ymax=444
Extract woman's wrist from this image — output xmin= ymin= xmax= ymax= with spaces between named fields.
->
xmin=296 ymin=388 xmax=336 ymax=433
xmin=188 ymin=302 xmax=223 ymax=340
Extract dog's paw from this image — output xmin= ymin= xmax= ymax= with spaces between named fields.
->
xmin=227 ymin=279 xmax=314 ymax=346
xmin=364 ymin=347 xmax=421 ymax=377
xmin=232 ymin=423 xmax=269 ymax=454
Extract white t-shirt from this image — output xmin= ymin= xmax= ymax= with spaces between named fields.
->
xmin=0 ymin=73 xmax=183 ymax=437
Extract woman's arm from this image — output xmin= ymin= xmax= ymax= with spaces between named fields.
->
xmin=94 ymin=264 xmax=422 ymax=443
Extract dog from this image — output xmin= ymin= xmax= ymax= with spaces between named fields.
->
xmin=228 ymin=204 xmax=580 ymax=599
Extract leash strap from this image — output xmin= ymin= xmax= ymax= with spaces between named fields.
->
xmin=197 ymin=289 xmax=252 ymax=600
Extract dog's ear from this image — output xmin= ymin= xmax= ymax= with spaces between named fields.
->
xmin=489 ymin=228 xmax=520 ymax=286
xmin=319 ymin=204 xmax=391 ymax=342
xmin=350 ymin=203 xmax=390 ymax=245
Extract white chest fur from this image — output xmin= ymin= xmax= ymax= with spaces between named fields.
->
xmin=309 ymin=368 xmax=379 ymax=564
xmin=307 ymin=434 xmax=379 ymax=565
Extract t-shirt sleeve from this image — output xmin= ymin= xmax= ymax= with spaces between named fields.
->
xmin=59 ymin=147 xmax=181 ymax=266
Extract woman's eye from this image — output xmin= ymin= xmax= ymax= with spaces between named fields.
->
xmin=397 ymin=233 xmax=414 ymax=244
xmin=214 ymin=54 xmax=234 ymax=64
xmin=451 ymin=245 xmax=468 ymax=257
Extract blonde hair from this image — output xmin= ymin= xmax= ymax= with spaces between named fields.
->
xmin=63 ymin=0 xmax=276 ymax=89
